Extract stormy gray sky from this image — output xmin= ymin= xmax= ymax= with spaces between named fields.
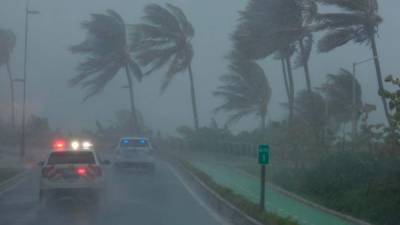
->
xmin=1 ymin=0 xmax=400 ymax=134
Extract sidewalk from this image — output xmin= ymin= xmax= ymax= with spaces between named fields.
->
xmin=191 ymin=159 xmax=354 ymax=225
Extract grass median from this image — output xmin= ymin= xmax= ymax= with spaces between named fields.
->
xmin=182 ymin=160 xmax=299 ymax=225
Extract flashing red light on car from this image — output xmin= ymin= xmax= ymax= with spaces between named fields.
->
xmin=76 ymin=167 xmax=87 ymax=176
xmin=52 ymin=139 xmax=66 ymax=151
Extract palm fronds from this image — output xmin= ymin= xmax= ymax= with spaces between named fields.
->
xmin=214 ymin=60 xmax=271 ymax=127
xmin=70 ymin=10 xmax=142 ymax=100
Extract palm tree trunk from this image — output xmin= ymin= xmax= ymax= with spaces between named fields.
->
xmin=285 ymin=56 xmax=295 ymax=124
xmin=188 ymin=64 xmax=200 ymax=131
xmin=370 ymin=35 xmax=391 ymax=126
xmin=299 ymin=39 xmax=312 ymax=92
xmin=125 ymin=65 xmax=138 ymax=134
xmin=281 ymin=59 xmax=290 ymax=100
xmin=6 ymin=62 xmax=15 ymax=128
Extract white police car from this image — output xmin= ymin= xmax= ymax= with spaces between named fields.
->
xmin=113 ymin=137 xmax=155 ymax=172
xmin=39 ymin=140 xmax=109 ymax=203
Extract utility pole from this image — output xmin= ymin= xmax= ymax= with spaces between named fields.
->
xmin=20 ymin=1 xmax=39 ymax=160
xmin=351 ymin=57 xmax=378 ymax=151
xmin=351 ymin=62 xmax=357 ymax=149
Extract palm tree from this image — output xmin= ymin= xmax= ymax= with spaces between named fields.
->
xmin=320 ymin=68 xmax=363 ymax=129
xmin=231 ymin=0 xmax=317 ymax=122
xmin=214 ymin=60 xmax=271 ymax=130
xmin=294 ymin=34 xmax=314 ymax=92
xmin=315 ymin=0 xmax=389 ymax=124
xmin=130 ymin=3 xmax=199 ymax=130
xmin=294 ymin=0 xmax=318 ymax=92
xmin=274 ymin=46 xmax=296 ymax=123
xmin=293 ymin=90 xmax=328 ymax=143
xmin=0 ymin=29 xmax=16 ymax=127
xmin=70 ymin=10 xmax=143 ymax=133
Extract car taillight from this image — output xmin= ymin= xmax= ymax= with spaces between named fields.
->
xmin=41 ymin=165 xmax=55 ymax=178
xmin=76 ymin=167 xmax=87 ymax=176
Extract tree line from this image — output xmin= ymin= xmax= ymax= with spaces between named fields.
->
xmin=0 ymin=0 xmax=397 ymax=146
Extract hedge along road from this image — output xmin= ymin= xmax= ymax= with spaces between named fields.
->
xmin=192 ymin=161 xmax=355 ymax=225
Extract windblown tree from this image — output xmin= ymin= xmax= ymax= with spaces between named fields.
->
xmin=214 ymin=60 xmax=271 ymax=130
xmin=231 ymin=0 xmax=317 ymax=122
xmin=315 ymin=0 xmax=388 ymax=124
xmin=70 ymin=10 xmax=143 ymax=133
xmin=294 ymin=34 xmax=314 ymax=91
xmin=293 ymin=0 xmax=318 ymax=92
xmin=293 ymin=90 xmax=328 ymax=144
xmin=273 ymin=46 xmax=296 ymax=122
xmin=0 ymin=29 xmax=16 ymax=126
xmin=131 ymin=3 xmax=199 ymax=130
xmin=320 ymin=69 xmax=363 ymax=130
xmin=294 ymin=90 xmax=327 ymax=131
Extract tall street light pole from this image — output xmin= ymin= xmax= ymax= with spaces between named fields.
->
xmin=351 ymin=56 xmax=378 ymax=150
xmin=20 ymin=1 xmax=39 ymax=160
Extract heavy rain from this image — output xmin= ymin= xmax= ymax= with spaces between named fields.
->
xmin=0 ymin=1 xmax=399 ymax=225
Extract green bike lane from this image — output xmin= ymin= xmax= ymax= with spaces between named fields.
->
xmin=191 ymin=160 xmax=354 ymax=225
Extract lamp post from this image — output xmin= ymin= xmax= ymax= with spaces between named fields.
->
xmin=351 ymin=56 xmax=378 ymax=150
xmin=20 ymin=1 xmax=39 ymax=160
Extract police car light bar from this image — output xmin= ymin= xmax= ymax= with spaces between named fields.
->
xmin=52 ymin=139 xmax=66 ymax=151
xmin=71 ymin=140 xmax=80 ymax=150
xmin=82 ymin=141 xmax=93 ymax=150
xmin=52 ymin=139 xmax=93 ymax=151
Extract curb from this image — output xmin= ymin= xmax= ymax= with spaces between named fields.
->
xmin=176 ymin=162 xmax=266 ymax=225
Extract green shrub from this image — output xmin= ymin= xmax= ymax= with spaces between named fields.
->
xmin=272 ymin=151 xmax=400 ymax=225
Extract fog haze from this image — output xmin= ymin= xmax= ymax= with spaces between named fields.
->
xmin=1 ymin=0 xmax=400 ymax=134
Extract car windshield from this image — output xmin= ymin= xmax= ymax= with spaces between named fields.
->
xmin=119 ymin=139 xmax=149 ymax=148
xmin=47 ymin=151 xmax=95 ymax=165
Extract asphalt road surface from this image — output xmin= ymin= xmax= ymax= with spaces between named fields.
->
xmin=0 ymin=159 xmax=226 ymax=225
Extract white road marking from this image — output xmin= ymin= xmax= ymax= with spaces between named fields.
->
xmin=0 ymin=170 xmax=30 ymax=196
xmin=167 ymin=163 xmax=230 ymax=225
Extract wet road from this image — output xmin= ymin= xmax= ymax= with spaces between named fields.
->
xmin=0 ymin=160 xmax=225 ymax=225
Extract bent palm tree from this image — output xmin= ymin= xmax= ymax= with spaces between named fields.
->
xmin=294 ymin=0 xmax=318 ymax=92
xmin=70 ymin=10 xmax=143 ymax=133
xmin=131 ymin=3 xmax=199 ymax=130
xmin=214 ymin=60 xmax=271 ymax=130
xmin=0 ymin=29 xmax=16 ymax=127
xmin=315 ymin=0 xmax=388 ymax=124
xmin=320 ymin=68 xmax=363 ymax=129
xmin=231 ymin=0 xmax=315 ymax=123
xmin=273 ymin=46 xmax=296 ymax=123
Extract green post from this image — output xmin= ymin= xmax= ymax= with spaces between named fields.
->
xmin=260 ymin=165 xmax=266 ymax=211
xmin=258 ymin=144 xmax=269 ymax=211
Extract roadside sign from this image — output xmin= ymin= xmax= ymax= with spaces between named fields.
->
xmin=258 ymin=144 xmax=269 ymax=211
xmin=258 ymin=144 xmax=269 ymax=165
